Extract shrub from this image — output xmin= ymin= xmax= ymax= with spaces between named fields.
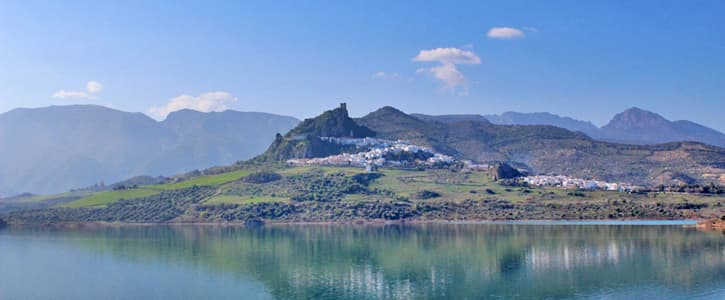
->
xmin=243 ymin=172 xmax=282 ymax=184
xmin=412 ymin=190 xmax=441 ymax=200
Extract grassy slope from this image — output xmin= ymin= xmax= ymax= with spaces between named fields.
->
xmin=148 ymin=170 xmax=252 ymax=190
xmin=51 ymin=165 xmax=725 ymax=214
xmin=63 ymin=188 xmax=160 ymax=208
xmin=63 ymin=170 xmax=252 ymax=208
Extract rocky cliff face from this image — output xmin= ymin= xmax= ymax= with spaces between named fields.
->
xmin=263 ymin=103 xmax=376 ymax=160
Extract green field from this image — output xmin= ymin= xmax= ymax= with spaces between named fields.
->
xmin=61 ymin=170 xmax=253 ymax=208
xmin=147 ymin=170 xmax=252 ymax=190
xmin=8 ymin=191 xmax=93 ymax=203
xmin=63 ymin=188 xmax=161 ymax=208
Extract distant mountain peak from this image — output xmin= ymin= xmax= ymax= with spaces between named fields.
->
xmin=597 ymin=107 xmax=725 ymax=147
xmin=603 ymin=107 xmax=670 ymax=130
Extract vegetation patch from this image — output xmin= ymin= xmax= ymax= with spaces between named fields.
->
xmin=5 ymin=165 xmax=725 ymax=225
xmin=63 ymin=188 xmax=160 ymax=208
xmin=242 ymin=172 xmax=282 ymax=184
xmin=204 ymin=195 xmax=289 ymax=205
xmin=412 ymin=190 xmax=441 ymax=200
xmin=148 ymin=170 xmax=251 ymax=190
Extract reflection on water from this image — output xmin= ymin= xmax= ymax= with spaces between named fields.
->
xmin=1 ymin=224 xmax=724 ymax=299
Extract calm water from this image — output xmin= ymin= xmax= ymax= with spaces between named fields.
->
xmin=1 ymin=223 xmax=725 ymax=299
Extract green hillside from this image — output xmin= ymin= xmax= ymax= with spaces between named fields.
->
xmin=4 ymin=164 xmax=725 ymax=225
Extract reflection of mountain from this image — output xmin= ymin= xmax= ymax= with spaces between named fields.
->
xmin=30 ymin=224 xmax=725 ymax=299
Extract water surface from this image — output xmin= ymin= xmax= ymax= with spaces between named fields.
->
xmin=1 ymin=223 xmax=724 ymax=299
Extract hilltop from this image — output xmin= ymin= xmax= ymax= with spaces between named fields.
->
xmin=263 ymin=103 xmax=375 ymax=161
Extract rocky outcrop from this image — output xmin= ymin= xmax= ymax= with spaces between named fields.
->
xmin=489 ymin=162 xmax=523 ymax=180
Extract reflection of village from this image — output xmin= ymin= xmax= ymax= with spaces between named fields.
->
xmin=279 ymin=233 xmax=725 ymax=298
xmin=287 ymin=137 xmax=638 ymax=192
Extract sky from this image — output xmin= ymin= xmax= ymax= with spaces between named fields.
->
xmin=1 ymin=0 xmax=724 ymax=130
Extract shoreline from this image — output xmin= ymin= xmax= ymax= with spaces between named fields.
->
xmin=2 ymin=217 xmax=703 ymax=229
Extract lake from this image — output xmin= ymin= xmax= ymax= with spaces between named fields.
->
xmin=1 ymin=223 xmax=724 ymax=299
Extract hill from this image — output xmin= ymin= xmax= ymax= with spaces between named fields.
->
xmin=0 ymin=105 xmax=299 ymax=195
xmin=263 ymin=103 xmax=375 ymax=160
xmin=359 ymin=107 xmax=725 ymax=186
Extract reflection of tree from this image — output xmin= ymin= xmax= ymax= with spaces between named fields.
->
xmin=18 ymin=224 xmax=725 ymax=299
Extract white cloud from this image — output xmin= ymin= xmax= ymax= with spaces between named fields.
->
xmin=428 ymin=64 xmax=466 ymax=90
xmin=413 ymin=48 xmax=481 ymax=65
xmin=412 ymin=48 xmax=481 ymax=94
xmin=487 ymin=27 xmax=525 ymax=39
xmin=52 ymin=80 xmax=103 ymax=99
xmin=147 ymin=91 xmax=238 ymax=120
xmin=86 ymin=81 xmax=103 ymax=93
xmin=371 ymin=72 xmax=401 ymax=80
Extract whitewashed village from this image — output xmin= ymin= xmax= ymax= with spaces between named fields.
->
xmin=286 ymin=137 xmax=640 ymax=192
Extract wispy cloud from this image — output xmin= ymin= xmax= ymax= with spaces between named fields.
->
xmin=412 ymin=48 xmax=481 ymax=95
xmin=147 ymin=91 xmax=238 ymax=120
xmin=52 ymin=81 xmax=104 ymax=99
xmin=487 ymin=27 xmax=526 ymax=39
xmin=371 ymin=72 xmax=401 ymax=80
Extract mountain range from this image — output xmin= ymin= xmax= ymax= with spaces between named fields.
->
xmin=414 ymin=107 xmax=725 ymax=148
xmin=0 ymin=105 xmax=299 ymax=195
xmin=2 ymin=104 xmax=725 ymax=196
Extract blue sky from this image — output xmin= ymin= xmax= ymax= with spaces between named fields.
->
xmin=1 ymin=0 xmax=724 ymax=130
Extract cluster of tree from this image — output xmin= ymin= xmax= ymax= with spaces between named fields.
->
xmin=242 ymin=172 xmax=283 ymax=184
xmin=288 ymin=173 xmax=368 ymax=202
xmin=412 ymin=190 xmax=441 ymax=200
xmin=193 ymin=197 xmax=691 ymax=223
xmin=6 ymin=192 xmax=706 ymax=224
xmin=112 ymin=184 xmax=139 ymax=190
xmin=653 ymin=183 xmax=725 ymax=195
xmin=498 ymin=178 xmax=529 ymax=187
